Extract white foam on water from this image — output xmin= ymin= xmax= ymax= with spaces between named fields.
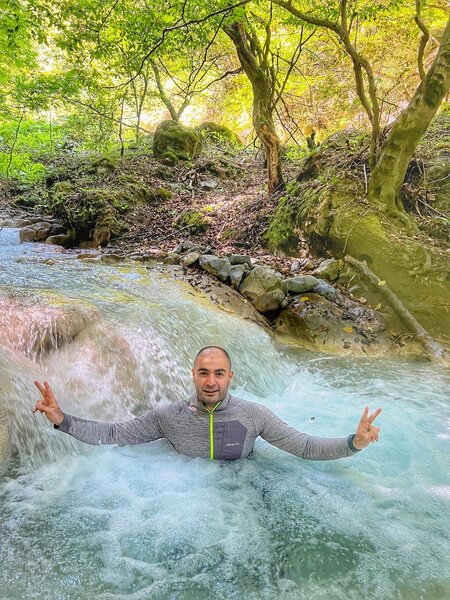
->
xmin=1 ymin=228 xmax=450 ymax=599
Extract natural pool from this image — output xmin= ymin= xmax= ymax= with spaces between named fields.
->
xmin=1 ymin=228 xmax=449 ymax=599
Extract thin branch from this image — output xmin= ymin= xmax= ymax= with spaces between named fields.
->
xmin=6 ymin=114 xmax=23 ymax=177
xmin=61 ymin=95 xmax=151 ymax=132
xmin=96 ymin=0 xmax=121 ymax=46
xmin=109 ymin=0 xmax=250 ymax=89
xmin=272 ymin=27 xmax=315 ymax=109
xmin=196 ymin=67 xmax=242 ymax=94
xmin=414 ymin=0 xmax=431 ymax=82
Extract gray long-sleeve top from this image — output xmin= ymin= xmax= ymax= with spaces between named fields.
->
xmin=56 ymin=393 xmax=361 ymax=460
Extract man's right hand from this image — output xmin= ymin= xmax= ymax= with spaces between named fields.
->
xmin=33 ymin=381 xmax=64 ymax=426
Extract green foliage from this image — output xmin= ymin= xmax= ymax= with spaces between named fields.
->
xmin=0 ymin=0 xmax=448 ymax=196
xmin=0 ymin=118 xmax=67 ymax=181
xmin=263 ymin=182 xmax=303 ymax=252
xmin=175 ymin=208 xmax=212 ymax=233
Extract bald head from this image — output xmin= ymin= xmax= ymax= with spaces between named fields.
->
xmin=194 ymin=346 xmax=232 ymax=370
xmin=192 ymin=347 xmax=233 ymax=404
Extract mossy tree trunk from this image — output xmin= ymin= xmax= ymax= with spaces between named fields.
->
xmin=272 ymin=2 xmax=449 ymax=216
xmin=224 ymin=21 xmax=285 ymax=194
xmin=368 ymin=16 xmax=450 ymax=213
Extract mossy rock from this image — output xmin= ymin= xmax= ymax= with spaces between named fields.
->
xmin=89 ymin=156 xmax=117 ymax=175
xmin=48 ymin=186 xmax=121 ymax=242
xmin=195 ymin=122 xmax=242 ymax=147
xmin=153 ymin=120 xmax=202 ymax=162
xmin=175 ymin=209 xmax=212 ymax=233
xmin=147 ymin=187 xmax=172 ymax=202
xmin=45 ymin=166 xmax=71 ymax=187
xmin=161 ymin=150 xmax=179 ymax=166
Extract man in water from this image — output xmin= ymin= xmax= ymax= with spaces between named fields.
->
xmin=33 ymin=346 xmax=381 ymax=461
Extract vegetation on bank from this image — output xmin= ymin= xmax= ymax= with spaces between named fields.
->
xmin=0 ymin=1 xmax=449 ymax=353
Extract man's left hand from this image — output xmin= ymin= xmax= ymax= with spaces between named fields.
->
xmin=353 ymin=406 xmax=382 ymax=450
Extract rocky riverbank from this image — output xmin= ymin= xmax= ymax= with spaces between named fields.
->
xmin=1 ymin=120 xmax=446 ymax=360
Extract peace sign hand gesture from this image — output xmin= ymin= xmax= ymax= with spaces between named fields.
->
xmin=32 ymin=381 xmax=65 ymax=426
xmin=353 ymin=406 xmax=382 ymax=450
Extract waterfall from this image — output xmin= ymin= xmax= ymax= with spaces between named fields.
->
xmin=1 ymin=227 xmax=449 ymax=600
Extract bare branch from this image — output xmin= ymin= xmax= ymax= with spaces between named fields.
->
xmin=272 ymin=27 xmax=316 ymax=109
xmin=61 ymin=95 xmax=151 ymax=133
xmin=414 ymin=0 xmax=431 ymax=82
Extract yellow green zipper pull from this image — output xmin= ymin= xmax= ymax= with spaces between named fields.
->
xmin=209 ymin=402 xmax=221 ymax=460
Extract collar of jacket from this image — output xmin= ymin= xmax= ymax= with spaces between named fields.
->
xmin=190 ymin=392 xmax=232 ymax=413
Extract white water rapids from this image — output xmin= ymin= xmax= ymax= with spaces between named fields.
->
xmin=0 ymin=228 xmax=449 ymax=600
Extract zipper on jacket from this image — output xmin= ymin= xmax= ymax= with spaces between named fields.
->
xmin=208 ymin=402 xmax=221 ymax=460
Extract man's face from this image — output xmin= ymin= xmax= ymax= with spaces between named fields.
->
xmin=192 ymin=350 xmax=233 ymax=405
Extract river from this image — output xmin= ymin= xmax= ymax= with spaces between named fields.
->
xmin=0 ymin=227 xmax=449 ymax=600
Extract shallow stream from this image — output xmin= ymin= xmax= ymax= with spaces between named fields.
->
xmin=0 ymin=228 xmax=449 ymax=599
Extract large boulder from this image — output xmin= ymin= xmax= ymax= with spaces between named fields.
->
xmin=153 ymin=120 xmax=202 ymax=162
xmin=199 ymin=255 xmax=231 ymax=282
xmin=272 ymin=293 xmax=414 ymax=356
xmin=19 ymin=222 xmax=53 ymax=243
xmin=239 ymin=266 xmax=287 ymax=313
xmin=0 ymin=291 xmax=99 ymax=359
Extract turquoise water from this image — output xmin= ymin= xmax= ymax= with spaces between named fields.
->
xmin=0 ymin=229 xmax=449 ymax=599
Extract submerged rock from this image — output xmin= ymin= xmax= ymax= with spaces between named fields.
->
xmin=46 ymin=233 xmax=74 ymax=248
xmin=0 ymin=291 xmax=99 ymax=359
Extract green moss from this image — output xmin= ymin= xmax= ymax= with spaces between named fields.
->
xmin=48 ymin=186 xmax=122 ymax=240
xmin=175 ymin=209 xmax=212 ymax=233
xmin=264 ymin=180 xmax=331 ymax=253
xmin=264 ymin=194 xmax=299 ymax=253
xmin=153 ymin=120 xmax=202 ymax=162
xmin=147 ymin=186 xmax=172 ymax=202
xmin=161 ymin=151 xmax=179 ymax=166
xmin=89 ymin=156 xmax=117 ymax=174
xmin=195 ymin=122 xmax=242 ymax=147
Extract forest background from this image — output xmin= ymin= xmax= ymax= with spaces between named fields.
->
xmin=0 ymin=0 xmax=449 ymax=355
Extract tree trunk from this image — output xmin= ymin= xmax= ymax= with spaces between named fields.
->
xmin=253 ymin=79 xmax=285 ymax=194
xmin=224 ymin=23 xmax=285 ymax=194
xmin=151 ymin=60 xmax=179 ymax=121
xmin=368 ymin=16 xmax=450 ymax=213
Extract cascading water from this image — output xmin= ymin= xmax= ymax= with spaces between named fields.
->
xmin=0 ymin=227 xmax=449 ymax=600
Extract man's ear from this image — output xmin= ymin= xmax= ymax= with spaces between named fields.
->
xmin=229 ymin=370 xmax=234 ymax=379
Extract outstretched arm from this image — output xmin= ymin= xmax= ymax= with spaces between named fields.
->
xmin=253 ymin=403 xmax=382 ymax=460
xmin=33 ymin=380 xmax=164 ymax=447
